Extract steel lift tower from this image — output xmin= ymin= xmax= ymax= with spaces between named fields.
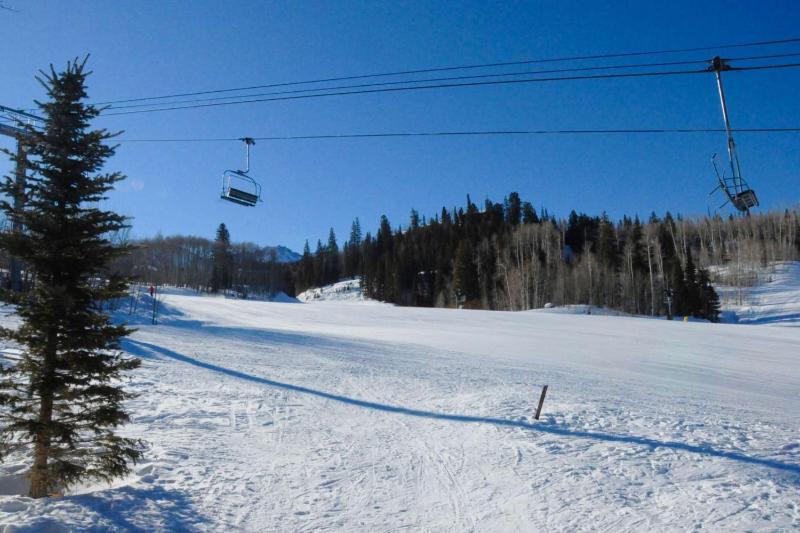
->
xmin=0 ymin=104 xmax=43 ymax=291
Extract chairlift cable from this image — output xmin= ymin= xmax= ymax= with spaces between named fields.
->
xmin=103 ymin=51 xmax=800 ymax=112
xmin=115 ymin=127 xmax=800 ymax=143
xmin=105 ymin=58 xmax=715 ymax=111
xmin=100 ymin=68 xmax=712 ymax=116
xmin=100 ymin=62 xmax=800 ymax=117
xmin=89 ymin=36 xmax=800 ymax=107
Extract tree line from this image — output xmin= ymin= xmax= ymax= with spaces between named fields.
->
xmin=293 ymin=193 xmax=800 ymax=321
xmin=105 ymin=224 xmax=294 ymax=298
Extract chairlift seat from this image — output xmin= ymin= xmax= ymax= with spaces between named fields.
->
xmin=731 ymin=189 xmax=759 ymax=211
xmin=223 ymin=187 xmax=259 ymax=206
xmin=221 ymin=169 xmax=261 ymax=207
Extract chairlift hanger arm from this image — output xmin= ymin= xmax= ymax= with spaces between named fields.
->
xmin=239 ymin=137 xmax=255 ymax=173
xmin=707 ymin=57 xmax=758 ymax=214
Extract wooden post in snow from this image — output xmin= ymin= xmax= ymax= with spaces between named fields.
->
xmin=534 ymin=385 xmax=549 ymax=420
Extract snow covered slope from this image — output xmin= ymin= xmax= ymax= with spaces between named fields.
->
xmin=0 ymin=293 xmax=799 ymax=531
xmin=296 ymin=278 xmax=365 ymax=303
xmin=717 ymin=261 xmax=800 ymax=326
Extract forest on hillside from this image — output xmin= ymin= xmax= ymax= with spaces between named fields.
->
xmin=294 ymin=194 xmax=800 ymax=320
xmin=3 ymin=194 xmax=796 ymax=320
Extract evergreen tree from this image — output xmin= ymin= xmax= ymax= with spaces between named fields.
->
xmin=683 ymin=248 xmax=700 ymax=316
xmin=325 ymin=227 xmax=340 ymax=283
xmin=697 ymin=268 xmax=721 ymax=322
xmin=314 ymin=239 xmax=325 ymax=286
xmin=667 ymin=259 xmax=685 ymax=318
xmin=521 ymin=201 xmax=539 ymax=224
xmin=344 ymin=219 xmax=363 ymax=279
xmin=505 ymin=192 xmax=522 ymax=226
xmin=409 ymin=209 xmax=420 ymax=230
xmin=210 ymin=223 xmax=232 ymax=293
xmin=349 ymin=218 xmax=362 ymax=246
xmin=297 ymin=240 xmax=313 ymax=291
xmin=0 ymin=59 xmax=141 ymax=498
xmin=453 ymin=240 xmax=479 ymax=305
xmin=596 ymin=214 xmax=618 ymax=268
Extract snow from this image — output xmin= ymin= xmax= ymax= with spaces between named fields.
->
xmin=296 ymin=278 xmax=366 ymax=303
xmin=533 ymin=304 xmax=630 ymax=317
xmin=0 ymin=279 xmax=799 ymax=531
xmin=717 ymin=261 xmax=800 ymax=326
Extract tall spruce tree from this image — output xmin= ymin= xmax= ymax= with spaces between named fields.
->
xmin=325 ymin=227 xmax=340 ymax=283
xmin=0 ymin=59 xmax=141 ymax=498
xmin=210 ymin=223 xmax=232 ymax=293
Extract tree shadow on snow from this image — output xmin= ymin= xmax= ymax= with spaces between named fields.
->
xmin=73 ymin=485 xmax=205 ymax=533
xmin=3 ymin=486 xmax=204 ymax=533
xmin=125 ymin=339 xmax=800 ymax=480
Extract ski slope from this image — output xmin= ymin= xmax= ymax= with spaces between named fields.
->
xmin=718 ymin=261 xmax=800 ymax=327
xmin=1 ymin=289 xmax=799 ymax=531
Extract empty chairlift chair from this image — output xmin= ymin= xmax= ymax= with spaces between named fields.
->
xmin=221 ymin=137 xmax=262 ymax=207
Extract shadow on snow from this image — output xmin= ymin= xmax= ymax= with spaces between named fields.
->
xmin=6 ymin=485 xmax=204 ymax=533
xmin=124 ymin=339 xmax=800 ymax=478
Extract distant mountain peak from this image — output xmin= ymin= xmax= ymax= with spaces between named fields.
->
xmin=266 ymin=245 xmax=301 ymax=263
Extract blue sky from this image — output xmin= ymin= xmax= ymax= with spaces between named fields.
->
xmin=2 ymin=1 xmax=799 ymax=251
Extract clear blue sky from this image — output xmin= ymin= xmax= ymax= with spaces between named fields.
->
xmin=2 ymin=1 xmax=799 ymax=251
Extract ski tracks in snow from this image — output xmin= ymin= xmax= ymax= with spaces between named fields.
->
xmin=2 ymin=293 xmax=799 ymax=532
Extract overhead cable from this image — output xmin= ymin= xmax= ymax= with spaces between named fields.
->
xmin=91 ymin=37 xmax=800 ymax=107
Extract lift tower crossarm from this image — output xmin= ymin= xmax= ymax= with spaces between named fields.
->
xmin=0 ymin=104 xmax=43 ymax=124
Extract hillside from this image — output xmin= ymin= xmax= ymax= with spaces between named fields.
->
xmin=717 ymin=261 xmax=800 ymax=327
xmin=0 ymin=288 xmax=797 ymax=531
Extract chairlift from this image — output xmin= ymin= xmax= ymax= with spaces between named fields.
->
xmin=707 ymin=56 xmax=759 ymax=214
xmin=711 ymin=154 xmax=759 ymax=212
xmin=221 ymin=137 xmax=262 ymax=207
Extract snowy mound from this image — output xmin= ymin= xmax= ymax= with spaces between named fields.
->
xmin=296 ymin=278 xmax=366 ymax=303
xmin=717 ymin=261 xmax=800 ymax=326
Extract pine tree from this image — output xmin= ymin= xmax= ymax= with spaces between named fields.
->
xmin=697 ymin=268 xmax=721 ymax=322
xmin=683 ymin=248 xmax=700 ymax=316
xmin=521 ymin=201 xmax=539 ymax=224
xmin=210 ymin=223 xmax=232 ymax=293
xmin=453 ymin=240 xmax=479 ymax=305
xmin=506 ymin=192 xmax=522 ymax=226
xmin=667 ymin=259 xmax=685 ymax=318
xmin=344 ymin=219 xmax=362 ymax=278
xmin=596 ymin=214 xmax=618 ymax=268
xmin=314 ymin=239 xmax=325 ymax=286
xmin=0 ymin=59 xmax=141 ymax=498
xmin=325 ymin=227 xmax=340 ymax=283
xmin=297 ymin=240 xmax=313 ymax=291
